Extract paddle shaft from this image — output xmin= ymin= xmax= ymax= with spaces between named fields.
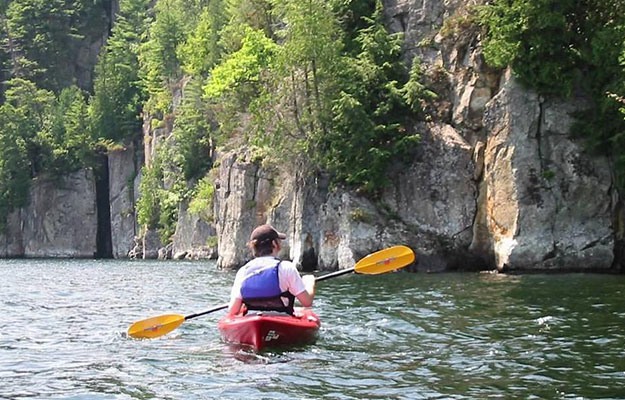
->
xmin=314 ymin=267 xmax=355 ymax=282
xmin=185 ymin=303 xmax=228 ymax=320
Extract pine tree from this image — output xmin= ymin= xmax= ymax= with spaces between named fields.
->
xmin=2 ymin=0 xmax=109 ymax=92
xmin=172 ymin=77 xmax=213 ymax=180
xmin=139 ymin=0 xmax=189 ymax=115
xmin=178 ymin=0 xmax=226 ymax=76
xmin=89 ymin=0 xmax=148 ymax=142
xmin=317 ymin=1 xmax=424 ymax=193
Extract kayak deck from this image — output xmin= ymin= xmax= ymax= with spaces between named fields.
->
xmin=217 ymin=308 xmax=320 ymax=350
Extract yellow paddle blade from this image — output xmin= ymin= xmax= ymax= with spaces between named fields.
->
xmin=127 ymin=314 xmax=185 ymax=339
xmin=354 ymin=245 xmax=415 ymax=274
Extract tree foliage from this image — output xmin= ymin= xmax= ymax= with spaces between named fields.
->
xmin=178 ymin=0 xmax=226 ymax=76
xmin=139 ymin=0 xmax=192 ymax=115
xmin=318 ymin=2 xmax=427 ymax=193
xmin=204 ymin=27 xmax=278 ymax=100
xmin=172 ymin=78 xmax=213 ymax=181
xmin=0 ymin=80 xmax=34 ymax=226
xmin=478 ymin=0 xmax=584 ymax=96
xmin=1 ymin=0 xmax=109 ymax=92
xmin=478 ymin=0 xmax=625 ymax=183
xmin=89 ymin=0 xmax=148 ymax=142
xmin=42 ymin=85 xmax=94 ymax=174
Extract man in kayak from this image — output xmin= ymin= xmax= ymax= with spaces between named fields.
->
xmin=228 ymin=224 xmax=316 ymax=316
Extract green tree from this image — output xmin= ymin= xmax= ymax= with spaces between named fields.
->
xmin=219 ymin=0 xmax=275 ymax=53
xmin=136 ymin=144 xmax=187 ymax=244
xmin=204 ymin=27 xmax=278 ymax=100
xmin=89 ymin=0 xmax=148 ymax=142
xmin=478 ymin=0 xmax=625 ymax=97
xmin=329 ymin=0 xmax=377 ymax=54
xmin=42 ymin=86 xmax=93 ymax=174
xmin=172 ymin=77 xmax=213 ymax=180
xmin=3 ymin=0 xmax=109 ymax=92
xmin=188 ymin=175 xmax=214 ymax=222
xmin=1 ymin=78 xmax=55 ymax=174
xmin=478 ymin=0 xmax=582 ymax=96
xmin=0 ymin=101 xmax=31 ymax=228
xmin=274 ymin=0 xmax=344 ymax=140
xmin=137 ymin=162 xmax=161 ymax=230
xmin=319 ymin=2 xmax=425 ymax=193
xmin=203 ymin=26 xmax=279 ymax=139
xmin=178 ymin=0 xmax=226 ymax=76
xmin=139 ymin=0 xmax=190 ymax=115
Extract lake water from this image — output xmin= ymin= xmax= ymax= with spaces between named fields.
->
xmin=1 ymin=259 xmax=625 ymax=399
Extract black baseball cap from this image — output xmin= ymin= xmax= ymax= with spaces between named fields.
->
xmin=250 ymin=224 xmax=287 ymax=242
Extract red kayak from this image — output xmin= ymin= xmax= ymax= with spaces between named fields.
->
xmin=217 ymin=308 xmax=320 ymax=350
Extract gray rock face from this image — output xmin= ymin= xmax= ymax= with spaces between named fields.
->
xmin=172 ymin=200 xmax=217 ymax=260
xmin=471 ymin=72 xmax=614 ymax=271
xmin=109 ymin=143 xmax=139 ymax=258
xmin=381 ymin=124 xmax=477 ymax=261
xmin=18 ymin=170 xmax=98 ymax=257
xmin=213 ymin=135 xmax=477 ymax=272
xmin=128 ymin=229 xmax=162 ymax=260
xmin=278 ymin=123 xmax=477 ymax=273
xmin=0 ymin=210 xmax=25 ymax=257
xmin=214 ymin=152 xmax=285 ymax=269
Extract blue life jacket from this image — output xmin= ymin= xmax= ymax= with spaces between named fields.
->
xmin=240 ymin=259 xmax=295 ymax=315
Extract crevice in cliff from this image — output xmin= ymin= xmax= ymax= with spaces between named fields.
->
xmin=535 ymin=99 xmax=557 ymax=247
xmin=95 ymin=153 xmax=113 ymax=258
xmin=535 ymin=99 xmax=555 ymax=195
xmin=252 ymin=164 xmax=259 ymax=203
xmin=536 ymin=99 xmax=547 ymax=176
xmin=610 ymin=179 xmax=624 ymax=272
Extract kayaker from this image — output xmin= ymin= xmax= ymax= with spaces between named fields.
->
xmin=228 ymin=224 xmax=315 ymax=316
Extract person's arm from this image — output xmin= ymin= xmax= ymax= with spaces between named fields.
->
xmin=296 ymin=274 xmax=316 ymax=307
xmin=228 ymin=269 xmax=245 ymax=316
xmin=228 ymin=297 xmax=243 ymax=316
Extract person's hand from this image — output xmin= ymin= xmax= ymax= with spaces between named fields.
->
xmin=302 ymin=274 xmax=316 ymax=297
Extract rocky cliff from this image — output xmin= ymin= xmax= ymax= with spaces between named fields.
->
xmin=109 ymin=142 xmax=140 ymax=258
xmin=1 ymin=0 xmax=620 ymax=273
xmin=205 ymin=0 xmax=618 ymax=272
xmin=0 ymin=170 xmax=98 ymax=258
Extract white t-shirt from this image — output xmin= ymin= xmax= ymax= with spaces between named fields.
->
xmin=230 ymin=256 xmax=306 ymax=306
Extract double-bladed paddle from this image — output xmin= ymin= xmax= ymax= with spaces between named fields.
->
xmin=127 ymin=245 xmax=415 ymax=339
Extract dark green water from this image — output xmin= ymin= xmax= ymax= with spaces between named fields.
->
xmin=1 ymin=259 xmax=624 ymax=399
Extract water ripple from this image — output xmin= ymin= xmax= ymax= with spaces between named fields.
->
xmin=1 ymin=261 xmax=625 ymax=399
